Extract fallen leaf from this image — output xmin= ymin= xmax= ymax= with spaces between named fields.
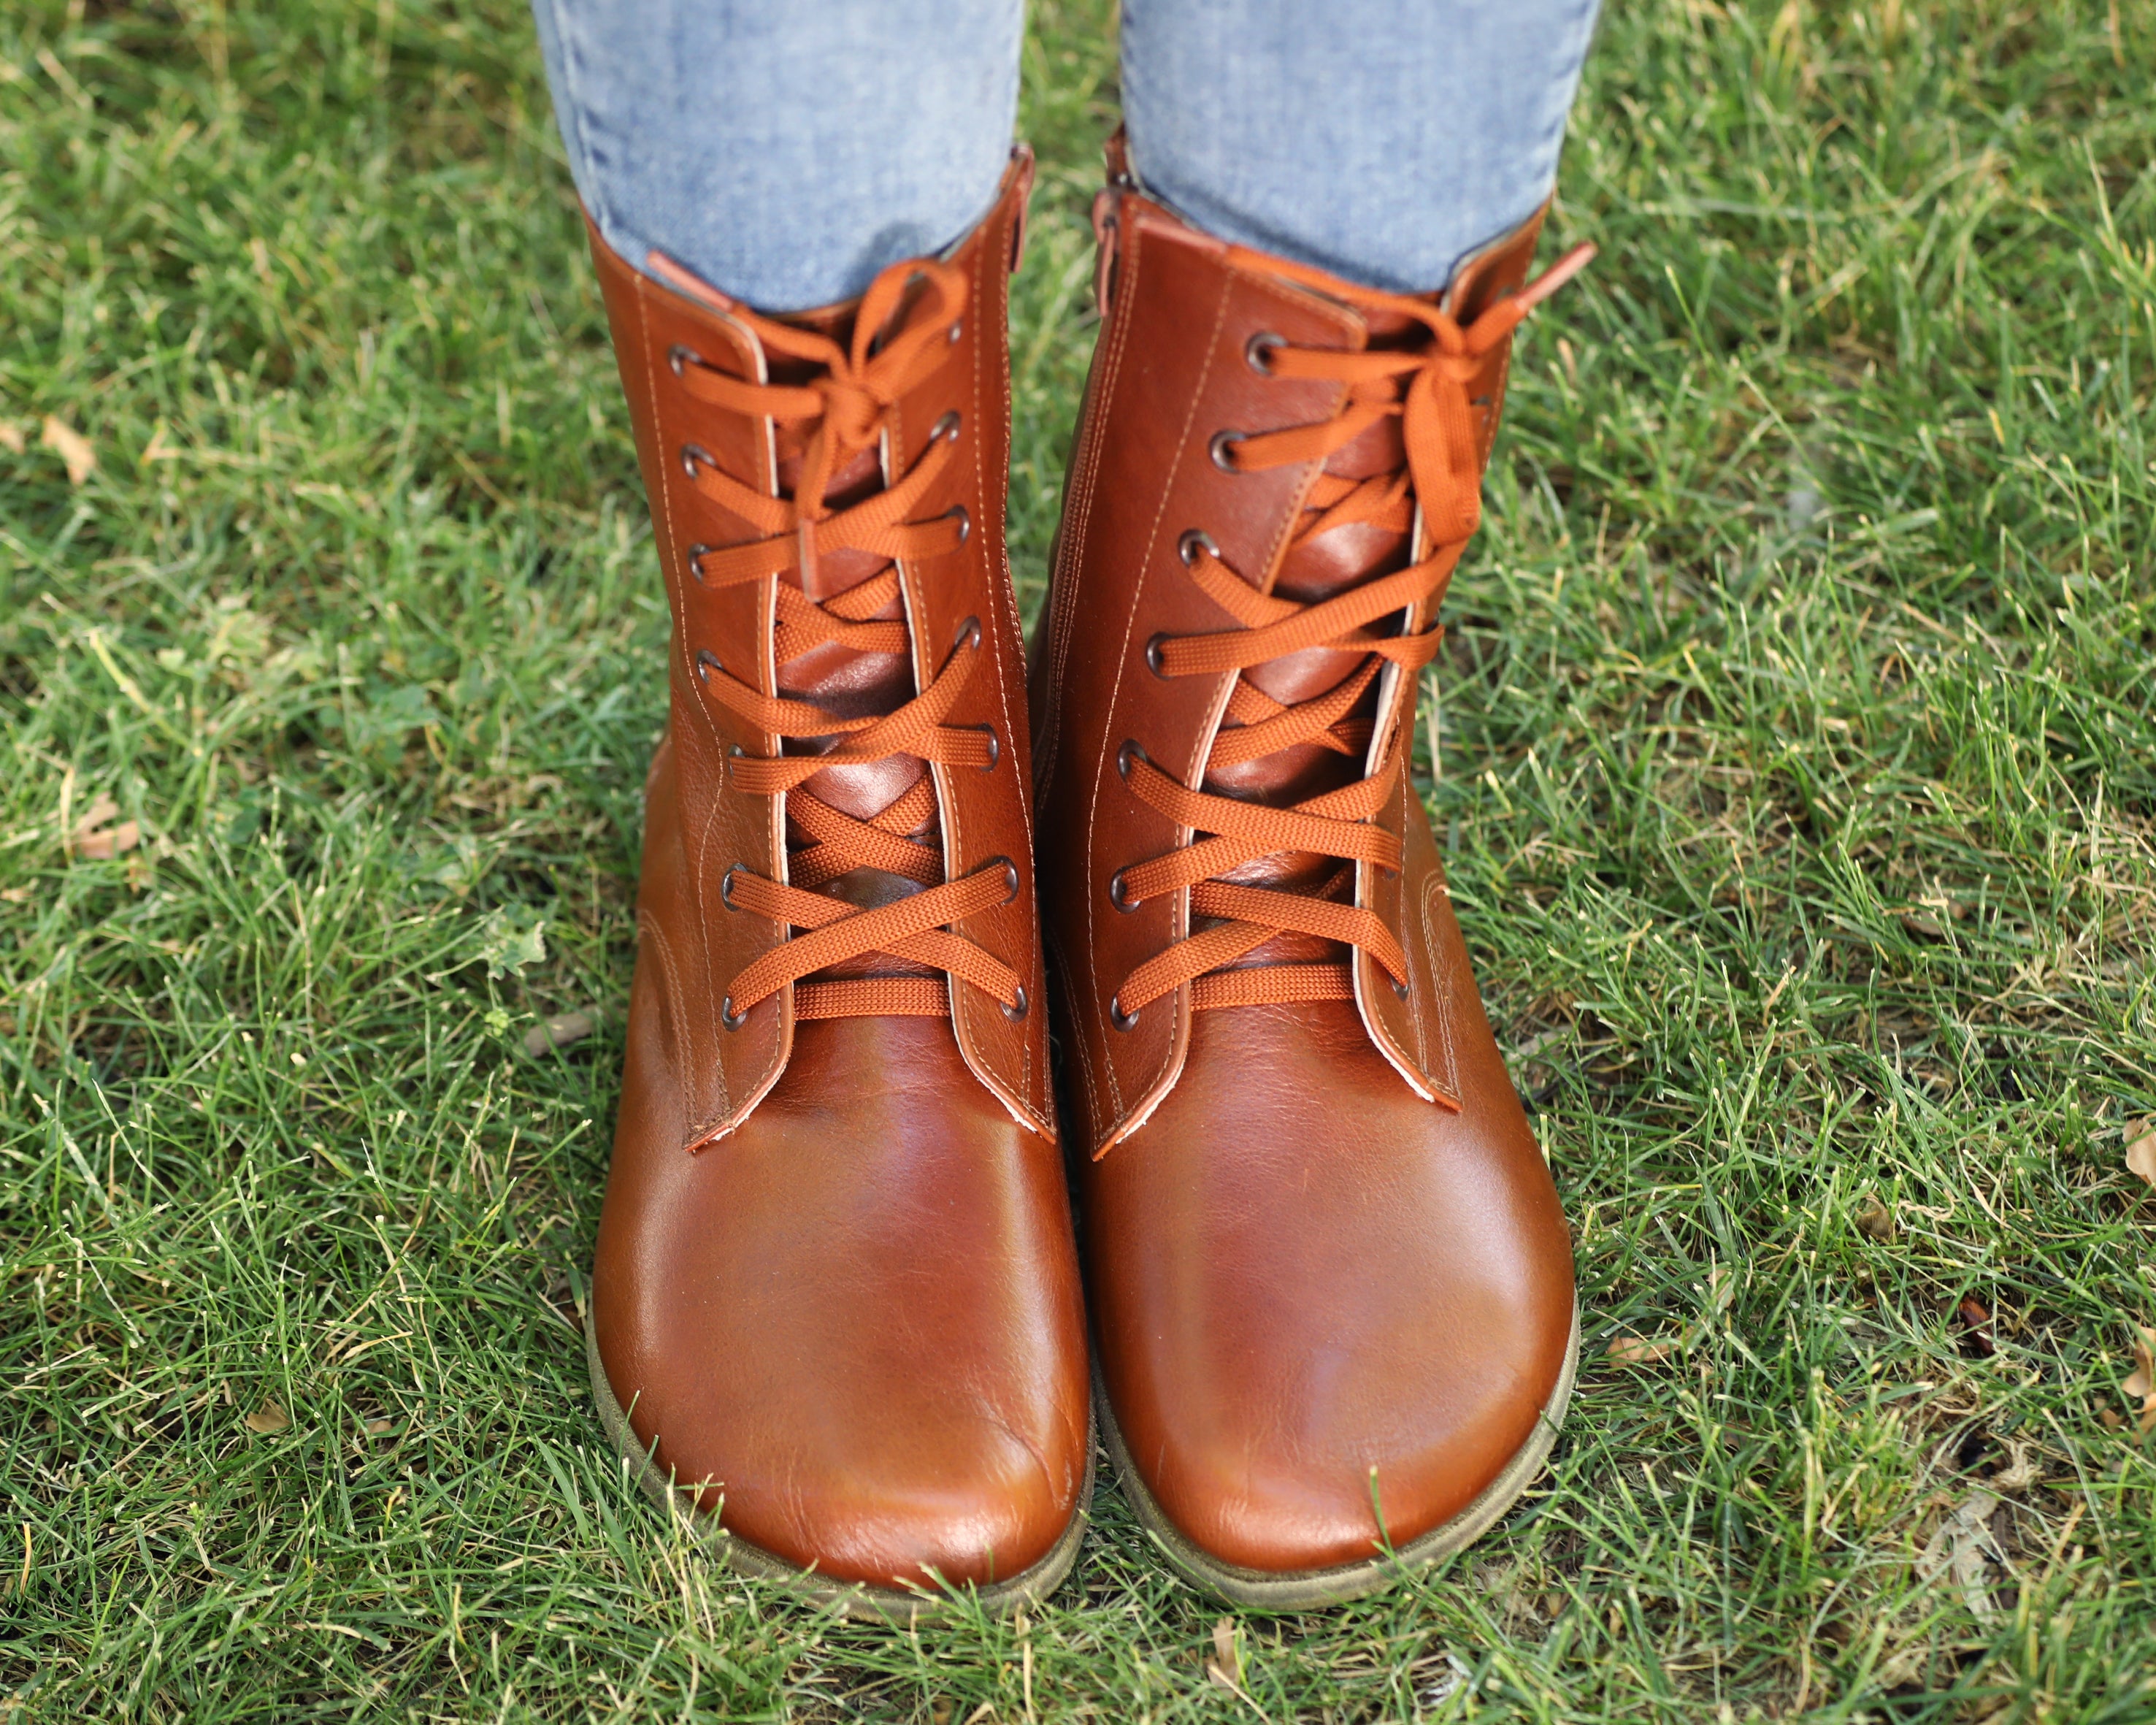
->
xmin=2125 ymin=1122 xmax=2156 ymax=1193
xmin=245 ymin=1400 xmax=290 ymax=1435
xmin=40 ymin=416 xmax=96 ymax=484
xmin=0 ymin=421 xmax=23 ymax=454
xmin=523 ymin=1009 xmax=596 ymax=1057
xmin=69 ymin=795 xmax=140 ymax=860
xmin=1853 ymin=1194 xmax=1896 ymax=1240
xmin=1957 ymin=1297 xmax=1995 ymax=1358
xmin=1608 ymin=1334 xmax=1683 ymax=1366
xmin=1916 ymin=1487 xmax=1999 ymax=1622
xmin=2122 ymin=1324 xmax=2156 ymax=1436
xmin=364 ymin=1417 xmax=394 ymax=1437
xmin=0 ymin=887 xmax=28 ymax=904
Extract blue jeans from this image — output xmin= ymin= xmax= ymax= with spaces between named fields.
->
xmin=534 ymin=1 xmax=1601 ymax=310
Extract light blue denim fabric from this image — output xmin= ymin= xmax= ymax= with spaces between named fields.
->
xmin=534 ymin=1 xmax=1600 ymax=310
xmin=532 ymin=0 xmax=1025 ymax=310
xmin=1122 ymin=0 xmax=1603 ymax=292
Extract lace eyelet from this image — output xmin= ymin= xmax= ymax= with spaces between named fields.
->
xmin=1245 ymin=331 xmax=1283 ymax=374
xmin=947 ymin=320 xmax=964 ymax=345
xmin=695 ymin=649 xmax=722 ymax=683
xmin=668 ymin=343 xmax=704 ymax=377
xmin=972 ymin=724 xmax=1000 ymax=772
xmin=1000 ymin=984 xmax=1029 ymax=1022
xmin=954 ymin=613 xmax=982 ymax=652
xmin=1109 ymin=995 xmax=1140 ymax=1031
xmin=1178 ymin=529 xmax=1217 ymax=567
xmin=1108 ymin=868 xmax=1138 ymax=913
xmin=720 ymin=995 xmax=748 ymax=1030
xmin=1116 ymin=739 xmax=1148 ymax=781
xmin=680 ymin=443 xmax=713 ymax=481
xmin=685 ymin=543 xmax=714 ymax=584
xmin=978 ymin=855 xmax=1021 ymax=904
xmin=1392 ymin=974 xmax=1411 ymax=999
xmin=1143 ymin=634 xmax=1170 ymax=678
xmin=720 ymin=864 xmax=745 ymax=910
xmin=1209 ymin=430 xmax=1244 ymax=472
xmin=944 ymin=503 xmax=971 ymax=545
xmin=932 ymin=410 xmax=962 ymax=444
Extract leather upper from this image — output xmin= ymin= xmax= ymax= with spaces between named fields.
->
xmin=1032 ymin=164 xmax=1576 ymax=1572
xmin=588 ymin=153 xmax=1089 ymax=1591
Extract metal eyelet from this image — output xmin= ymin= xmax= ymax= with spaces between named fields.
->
xmin=1109 ymin=995 xmax=1140 ymax=1031
xmin=680 ymin=443 xmax=713 ymax=481
xmin=1392 ymin=974 xmax=1411 ymax=999
xmin=1108 ymin=869 xmax=1138 ymax=913
xmin=1209 ymin=430 xmax=1244 ymax=472
xmin=1116 ymin=739 xmax=1148 ymax=781
xmin=973 ymin=724 xmax=1000 ymax=772
xmin=978 ymin=855 xmax=1020 ymax=904
xmin=944 ymin=504 xmax=971 ymax=545
xmin=1245 ymin=331 xmax=1284 ymax=374
xmin=1144 ymin=634 xmax=1170 ymax=678
xmin=1001 ymin=985 xmax=1029 ymax=1022
xmin=667 ymin=343 xmax=703 ymax=377
xmin=695 ymin=649 xmax=722 ymax=683
xmin=1178 ymin=529 xmax=1217 ymax=567
xmin=685 ymin=543 xmax=714 ymax=584
xmin=720 ymin=995 xmax=748 ymax=1030
xmin=720 ymin=864 xmax=745 ymax=910
xmin=954 ymin=614 xmax=982 ymax=651
xmin=948 ymin=320 xmax=964 ymax=345
xmin=932 ymin=410 xmax=962 ymax=443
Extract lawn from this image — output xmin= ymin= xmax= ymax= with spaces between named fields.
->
xmin=3 ymin=0 xmax=2154 ymax=1718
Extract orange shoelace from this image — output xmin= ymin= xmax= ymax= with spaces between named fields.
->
xmin=665 ymin=259 xmax=1025 ymax=1026
xmin=1107 ymin=242 xmax=1594 ymax=1027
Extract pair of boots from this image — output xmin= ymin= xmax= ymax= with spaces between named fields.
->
xmin=579 ymin=142 xmax=1588 ymax=1616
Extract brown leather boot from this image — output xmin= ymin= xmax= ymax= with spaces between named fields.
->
xmin=581 ymin=150 xmax=1089 ymax=1620
xmin=1031 ymin=145 xmax=1588 ymax=1608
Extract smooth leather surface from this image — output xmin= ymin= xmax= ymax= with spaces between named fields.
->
xmin=590 ymin=155 xmax=1089 ymax=1590
xmin=1033 ymin=170 xmax=1574 ymax=1573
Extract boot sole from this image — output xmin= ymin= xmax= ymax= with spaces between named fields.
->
xmin=1094 ymin=1299 xmax=1579 ymax=1611
xmin=583 ymin=1301 xmax=1094 ymax=1623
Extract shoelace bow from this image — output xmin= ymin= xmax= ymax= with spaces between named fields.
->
xmin=1108 ymin=242 xmax=1594 ymax=1026
xmin=668 ymin=259 xmax=1024 ymax=1026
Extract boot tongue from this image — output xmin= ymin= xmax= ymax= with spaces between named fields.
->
xmin=1200 ymin=299 xmax=1427 ymax=911
xmin=765 ymin=301 xmax=940 ymax=925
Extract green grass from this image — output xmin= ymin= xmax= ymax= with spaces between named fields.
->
xmin=4 ymin=0 xmax=2155 ymax=1716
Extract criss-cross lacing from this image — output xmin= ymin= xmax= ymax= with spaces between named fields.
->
xmin=664 ymin=259 xmax=1025 ymax=1026
xmin=1106 ymin=242 xmax=1594 ymax=1026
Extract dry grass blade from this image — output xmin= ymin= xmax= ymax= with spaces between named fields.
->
xmin=1608 ymin=1334 xmax=1684 ymax=1366
xmin=243 ymin=1400 xmax=290 ymax=1435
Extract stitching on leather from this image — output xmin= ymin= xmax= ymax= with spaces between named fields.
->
xmin=640 ymin=905 xmax=720 ymax=1137
xmin=1037 ymin=223 xmax=1124 ymax=803
xmin=973 ymin=218 xmax=1032 ymax=1112
xmin=1419 ymin=866 xmax=1462 ymax=1102
xmin=1067 ymin=215 xmax=1148 ymax=1118
xmin=1085 ymin=221 xmax=1233 ymax=1125
xmin=1048 ymin=935 xmax=1102 ymax=1131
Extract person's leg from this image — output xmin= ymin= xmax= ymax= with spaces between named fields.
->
xmin=532 ymin=0 xmax=1022 ymax=308
xmin=1121 ymin=0 xmax=1600 ymax=291
xmin=1035 ymin=1 xmax=1603 ymax=1606
xmin=537 ymin=5 xmax=1088 ymax=1615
